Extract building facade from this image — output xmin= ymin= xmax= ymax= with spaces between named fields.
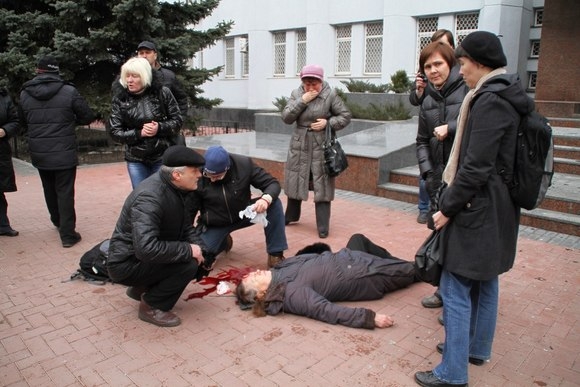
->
xmin=193 ymin=0 xmax=545 ymax=111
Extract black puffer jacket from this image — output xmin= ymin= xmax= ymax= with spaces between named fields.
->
xmin=186 ymin=154 xmax=281 ymax=227
xmin=156 ymin=66 xmax=189 ymax=120
xmin=19 ymin=74 xmax=95 ymax=170
xmin=0 ymin=89 xmax=19 ymax=192
xmin=108 ymin=72 xmax=182 ymax=164
xmin=416 ymin=65 xmax=469 ymax=180
xmin=107 ymin=170 xmax=207 ymax=282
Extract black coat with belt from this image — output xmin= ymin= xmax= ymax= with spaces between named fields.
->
xmin=0 ymin=90 xmax=19 ymax=192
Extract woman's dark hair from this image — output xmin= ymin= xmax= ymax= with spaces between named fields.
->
xmin=419 ymin=41 xmax=456 ymax=73
xmin=235 ymin=280 xmax=266 ymax=317
xmin=431 ymin=29 xmax=455 ymax=49
xmin=454 ymin=45 xmax=472 ymax=61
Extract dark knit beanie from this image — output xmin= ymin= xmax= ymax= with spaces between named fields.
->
xmin=162 ymin=145 xmax=205 ymax=167
xmin=459 ymin=31 xmax=507 ymax=69
xmin=36 ymin=56 xmax=60 ymax=73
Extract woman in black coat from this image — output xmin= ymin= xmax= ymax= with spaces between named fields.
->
xmin=0 ymin=89 xmax=20 ymax=236
xmin=415 ymin=31 xmax=532 ymax=387
xmin=235 ymin=234 xmax=417 ymax=329
xmin=109 ymin=57 xmax=183 ymax=189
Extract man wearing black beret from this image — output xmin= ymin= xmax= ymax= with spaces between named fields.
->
xmin=107 ymin=145 xmax=214 ymax=327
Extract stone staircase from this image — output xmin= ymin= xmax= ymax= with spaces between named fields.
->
xmin=378 ymin=125 xmax=580 ymax=237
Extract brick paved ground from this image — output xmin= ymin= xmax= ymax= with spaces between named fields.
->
xmin=1 ymin=161 xmax=579 ymax=386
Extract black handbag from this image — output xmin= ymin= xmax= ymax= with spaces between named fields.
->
xmin=323 ymin=124 xmax=348 ymax=177
xmin=414 ymin=230 xmax=443 ymax=286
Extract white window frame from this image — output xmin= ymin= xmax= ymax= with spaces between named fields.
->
xmin=534 ymin=8 xmax=543 ymax=27
xmin=240 ymin=35 xmax=249 ymax=77
xmin=335 ymin=24 xmax=352 ymax=75
xmin=364 ymin=21 xmax=383 ymax=75
xmin=273 ymin=31 xmax=286 ymax=77
xmin=295 ymin=29 xmax=307 ymax=76
xmin=455 ymin=12 xmax=479 ymax=46
xmin=224 ymin=37 xmax=235 ymax=78
xmin=415 ymin=17 xmax=439 ymax=72
xmin=528 ymin=72 xmax=537 ymax=90
xmin=530 ymin=40 xmax=541 ymax=58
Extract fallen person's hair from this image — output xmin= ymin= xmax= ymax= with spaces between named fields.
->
xmin=295 ymin=242 xmax=331 ymax=256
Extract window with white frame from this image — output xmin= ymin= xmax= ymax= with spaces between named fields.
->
xmin=296 ymin=29 xmax=307 ymax=75
xmin=534 ymin=8 xmax=543 ymax=26
xmin=273 ymin=31 xmax=286 ymax=76
xmin=415 ymin=17 xmax=438 ymax=71
xmin=224 ymin=37 xmax=235 ymax=77
xmin=364 ymin=22 xmax=383 ymax=74
xmin=530 ymin=40 xmax=541 ymax=58
xmin=455 ymin=12 xmax=479 ymax=46
xmin=335 ymin=25 xmax=352 ymax=74
xmin=528 ymin=72 xmax=537 ymax=90
xmin=240 ymin=35 xmax=249 ymax=77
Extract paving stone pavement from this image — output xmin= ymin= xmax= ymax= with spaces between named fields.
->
xmin=1 ymin=160 xmax=579 ymax=386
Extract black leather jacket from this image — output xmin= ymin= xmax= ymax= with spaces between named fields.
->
xmin=107 ymin=169 xmax=208 ymax=281
xmin=108 ymin=73 xmax=182 ymax=164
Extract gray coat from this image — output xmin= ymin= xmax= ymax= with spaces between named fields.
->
xmin=439 ymin=74 xmax=531 ymax=280
xmin=281 ymin=82 xmax=351 ymax=202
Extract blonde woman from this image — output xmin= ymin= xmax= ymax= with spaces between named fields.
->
xmin=109 ymin=57 xmax=183 ymax=188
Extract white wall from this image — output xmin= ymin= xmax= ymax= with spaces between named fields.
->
xmin=194 ymin=0 xmax=541 ymax=110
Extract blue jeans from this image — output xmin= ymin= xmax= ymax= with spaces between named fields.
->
xmin=199 ymin=198 xmax=288 ymax=256
xmin=433 ymin=270 xmax=498 ymax=384
xmin=127 ymin=161 xmax=162 ymax=189
xmin=418 ymin=177 xmax=429 ymax=213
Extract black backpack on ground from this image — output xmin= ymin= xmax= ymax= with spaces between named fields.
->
xmin=69 ymin=239 xmax=113 ymax=283
xmin=504 ymin=109 xmax=554 ymax=210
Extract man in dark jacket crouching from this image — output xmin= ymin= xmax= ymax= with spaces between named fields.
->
xmin=107 ymin=145 xmax=213 ymax=327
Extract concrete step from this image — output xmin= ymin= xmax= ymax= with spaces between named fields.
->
xmin=554 ymin=144 xmax=580 ymax=160
xmin=386 ymin=166 xmax=580 ymax=215
xmin=553 ymin=127 xmax=580 ymax=147
xmin=377 ymin=181 xmax=580 ymax=237
xmin=555 ymin=157 xmax=580 ymax=175
xmin=548 ymin=117 xmax=580 ymax=128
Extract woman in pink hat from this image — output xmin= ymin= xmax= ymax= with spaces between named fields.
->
xmin=281 ymin=64 xmax=351 ymax=238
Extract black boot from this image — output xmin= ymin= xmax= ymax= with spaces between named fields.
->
xmin=315 ymin=201 xmax=331 ymax=238
xmin=285 ymin=198 xmax=302 ymax=225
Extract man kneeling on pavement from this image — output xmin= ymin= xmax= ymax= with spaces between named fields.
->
xmin=185 ymin=145 xmax=288 ymax=269
xmin=107 ymin=145 xmax=215 ymax=327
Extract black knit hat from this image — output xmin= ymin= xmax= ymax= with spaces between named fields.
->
xmin=36 ymin=56 xmax=60 ymax=73
xmin=162 ymin=145 xmax=205 ymax=167
xmin=459 ymin=31 xmax=507 ymax=69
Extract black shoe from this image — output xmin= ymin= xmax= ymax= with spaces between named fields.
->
xmin=422 ymin=293 xmax=443 ymax=308
xmin=438 ymin=314 xmax=444 ymax=326
xmin=0 ymin=228 xmax=19 ymax=237
xmin=414 ymin=371 xmax=466 ymax=387
xmin=417 ymin=212 xmax=428 ymax=224
xmin=436 ymin=343 xmax=485 ymax=366
xmin=267 ymin=253 xmax=285 ymax=268
xmin=318 ymin=231 xmax=328 ymax=239
xmin=62 ymin=232 xmax=82 ymax=248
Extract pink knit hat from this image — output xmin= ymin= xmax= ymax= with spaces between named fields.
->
xmin=300 ymin=64 xmax=324 ymax=80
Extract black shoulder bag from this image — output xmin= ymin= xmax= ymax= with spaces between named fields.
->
xmin=322 ymin=124 xmax=348 ymax=177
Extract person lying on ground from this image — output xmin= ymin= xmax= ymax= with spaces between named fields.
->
xmin=235 ymin=233 xmax=418 ymax=329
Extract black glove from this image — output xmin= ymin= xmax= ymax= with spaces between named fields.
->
xmin=194 ymin=249 xmax=216 ymax=281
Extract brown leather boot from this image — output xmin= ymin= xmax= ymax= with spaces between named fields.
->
xmin=267 ymin=254 xmax=285 ymax=268
xmin=138 ymin=296 xmax=181 ymax=327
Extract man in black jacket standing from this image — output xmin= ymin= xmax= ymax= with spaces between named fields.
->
xmin=19 ymin=56 xmax=95 ymax=247
xmin=137 ymin=41 xmax=189 ymax=121
xmin=107 ymin=145 xmax=211 ymax=327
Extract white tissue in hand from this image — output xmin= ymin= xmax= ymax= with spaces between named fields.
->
xmin=238 ymin=205 xmax=269 ymax=227
xmin=216 ymin=281 xmax=231 ymax=295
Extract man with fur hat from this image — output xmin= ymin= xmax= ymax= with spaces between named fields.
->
xmin=19 ymin=55 xmax=95 ymax=248
xmin=107 ymin=145 xmax=214 ymax=327
xmin=186 ymin=145 xmax=288 ymax=269
xmin=414 ymin=31 xmax=532 ymax=387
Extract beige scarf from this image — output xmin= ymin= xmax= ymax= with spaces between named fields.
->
xmin=443 ymin=68 xmax=507 ymax=185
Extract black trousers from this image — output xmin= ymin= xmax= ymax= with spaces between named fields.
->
xmin=346 ymin=233 xmax=405 ymax=261
xmin=38 ymin=168 xmax=77 ymax=241
xmin=114 ymin=259 xmax=199 ymax=311
xmin=285 ymin=198 xmax=331 ymax=234
xmin=0 ymin=192 xmax=11 ymax=230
